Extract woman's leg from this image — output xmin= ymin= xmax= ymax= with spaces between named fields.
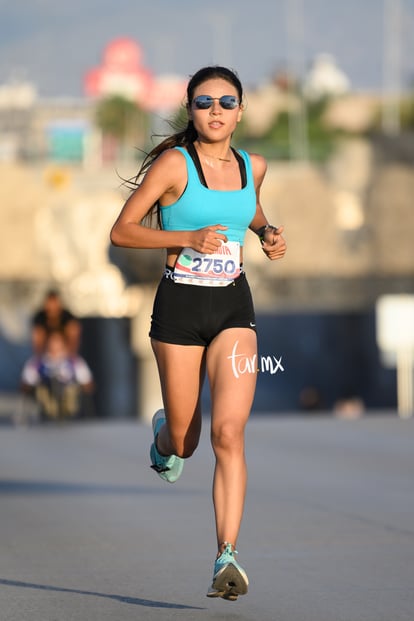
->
xmin=151 ymin=339 xmax=206 ymax=459
xmin=206 ymin=327 xmax=257 ymax=551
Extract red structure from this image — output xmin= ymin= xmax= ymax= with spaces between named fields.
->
xmin=84 ymin=38 xmax=186 ymax=112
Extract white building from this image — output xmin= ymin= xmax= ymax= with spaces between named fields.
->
xmin=303 ymin=53 xmax=350 ymax=100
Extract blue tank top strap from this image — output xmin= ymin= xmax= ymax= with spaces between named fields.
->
xmin=238 ymin=149 xmax=253 ymax=187
xmin=175 ymin=146 xmax=200 ymax=186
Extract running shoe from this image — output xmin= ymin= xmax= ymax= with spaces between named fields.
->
xmin=207 ymin=543 xmax=249 ymax=601
xmin=150 ymin=409 xmax=184 ymax=483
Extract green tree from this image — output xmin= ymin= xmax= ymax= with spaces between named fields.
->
xmin=95 ymin=95 xmax=148 ymax=151
xmin=236 ymin=97 xmax=341 ymax=161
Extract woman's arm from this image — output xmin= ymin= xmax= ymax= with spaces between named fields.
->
xmin=110 ymin=149 xmax=188 ymax=249
xmin=110 ymin=149 xmax=228 ymax=253
xmin=248 ymin=153 xmax=287 ymax=261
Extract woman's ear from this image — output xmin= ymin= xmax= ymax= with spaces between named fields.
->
xmin=236 ymin=105 xmax=244 ymax=123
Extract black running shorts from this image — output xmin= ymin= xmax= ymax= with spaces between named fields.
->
xmin=149 ymin=268 xmax=256 ymax=346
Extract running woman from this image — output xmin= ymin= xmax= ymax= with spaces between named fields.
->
xmin=110 ymin=65 xmax=287 ymax=601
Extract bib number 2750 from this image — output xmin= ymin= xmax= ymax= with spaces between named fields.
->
xmin=173 ymin=241 xmax=241 ymax=286
xmin=192 ymin=257 xmax=237 ymax=275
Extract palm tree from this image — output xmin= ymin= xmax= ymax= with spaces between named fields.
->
xmin=95 ymin=95 xmax=148 ymax=160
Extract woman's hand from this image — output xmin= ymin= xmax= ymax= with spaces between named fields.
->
xmin=188 ymin=225 xmax=228 ymax=253
xmin=261 ymin=225 xmax=287 ymax=260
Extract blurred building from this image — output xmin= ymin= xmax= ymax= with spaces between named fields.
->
xmin=303 ymin=53 xmax=350 ymax=100
xmin=84 ymin=37 xmax=186 ymax=113
xmin=0 ymin=79 xmax=37 ymax=161
xmin=0 ymin=87 xmax=95 ymax=162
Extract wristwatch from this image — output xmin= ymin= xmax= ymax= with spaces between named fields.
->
xmin=256 ymin=224 xmax=278 ymax=244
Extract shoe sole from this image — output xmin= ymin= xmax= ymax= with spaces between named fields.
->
xmin=207 ymin=563 xmax=248 ymax=600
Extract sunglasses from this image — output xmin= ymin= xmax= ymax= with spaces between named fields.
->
xmin=192 ymin=95 xmax=240 ymax=110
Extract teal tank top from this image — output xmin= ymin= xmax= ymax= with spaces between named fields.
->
xmin=160 ymin=146 xmax=256 ymax=246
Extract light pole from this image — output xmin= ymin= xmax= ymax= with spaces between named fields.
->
xmin=382 ymin=0 xmax=402 ymax=135
xmin=285 ymin=0 xmax=308 ymax=161
xmin=208 ymin=12 xmax=233 ymax=68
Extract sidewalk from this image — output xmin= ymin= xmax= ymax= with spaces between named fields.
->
xmin=1 ymin=414 xmax=413 ymax=621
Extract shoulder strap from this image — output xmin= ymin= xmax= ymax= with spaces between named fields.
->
xmin=186 ymin=142 xmax=209 ymax=188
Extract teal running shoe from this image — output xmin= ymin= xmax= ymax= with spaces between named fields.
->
xmin=150 ymin=409 xmax=184 ymax=484
xmin=207 ymin=543 xmax=249 ymax=601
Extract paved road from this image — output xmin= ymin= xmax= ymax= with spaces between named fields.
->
xmin=1 ymin=413 xmax=413 ymax=621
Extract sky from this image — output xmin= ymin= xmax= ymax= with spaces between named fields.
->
xmin=0 ymin=0 xmax=414 ymax=97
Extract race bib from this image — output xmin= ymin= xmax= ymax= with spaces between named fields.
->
xmin=174 ymin=241 xmax=240 ymax=286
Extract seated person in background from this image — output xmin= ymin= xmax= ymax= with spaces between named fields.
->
xmin=32 ymin=289 xmax=81 ymax=356
xmin=21 ymin=330 xmax=94 ymax=419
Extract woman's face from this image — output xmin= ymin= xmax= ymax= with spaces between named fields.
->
xmin=188 ymin=78 xmax=243 ymax=142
